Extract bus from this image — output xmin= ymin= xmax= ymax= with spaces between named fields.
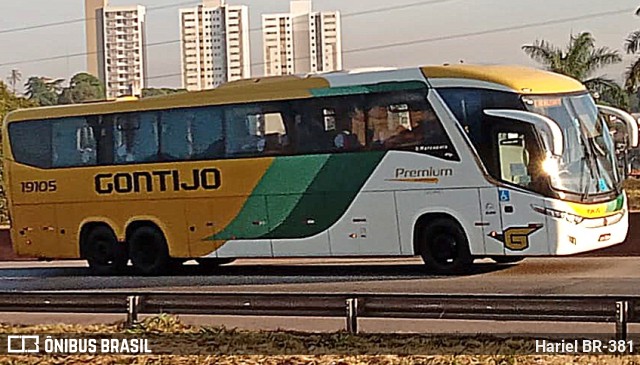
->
xmin=2 ymin=64 xmax=637 ymax=275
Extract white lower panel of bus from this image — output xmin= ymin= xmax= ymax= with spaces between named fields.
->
xmin=214 ymin=239 xmax=273 ymax=258
xmin=203 ymin=187 xmax=488 ymax=259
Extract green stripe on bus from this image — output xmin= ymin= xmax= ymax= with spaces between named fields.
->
xmin=210 ymin=155 xmax=330 ymax=240
xmin=612 ymin=194 xmax=625 ymax=212
xmin=263 ymin=151 xmax=386 ymax=239
xmin=207 ymin=152 xmax=386 ymax=241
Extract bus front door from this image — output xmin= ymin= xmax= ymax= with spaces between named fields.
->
xmin=495 ymin=129 xmax=549 ymax=255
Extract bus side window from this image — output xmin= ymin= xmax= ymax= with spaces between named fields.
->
xmin=191 ymin=108 xmax=224 ymax=160
xmin=363 ymin=91 xmax=458 ymax=160
xmin=114 ymin=113 xmax=159 ymax=164
xmin=292 ymin=99 xmax=337 ymax=154
xmin=9 ymin=120 xmax=52 ymax=168
xmin=161 ymin=107 xmax=224 ymax=161
xmin=327 ymin=96 xmax=366 ymax=152
xmin=224 ymin=104 xmax=291 ymax=158
xmin=225 ymin=106 xmax=264 ymax=157
xmin=52 ymin=117 xmax=97 ymax=168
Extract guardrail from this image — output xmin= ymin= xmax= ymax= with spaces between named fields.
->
xmin=0 ymin=292 xmax=636 ymax=339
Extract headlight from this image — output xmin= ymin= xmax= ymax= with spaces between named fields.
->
xmin=532 ymin=205 xmax=583 ymax=224
xmin=532 ymin=205 xmax=624 ymax=227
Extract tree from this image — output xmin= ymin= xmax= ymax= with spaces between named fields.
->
xmin=624 ymin=8 xmax=640 ymax=93
xmin=1 ymin=81 xmax=37 ymax=121
xmin=0 ymin=81 xmax=37 ymax=224
xmin=141 ymin=88 xmax=187 ymax=98
xmin=24 ymin=76 xmax=63 ymax=106
xmin=523 ymin=32 xmax=627 ymax=108
xmin=57 ymin=73 xmax=105 ymax=104
xmin=5 ymin=69 xmax=21 ymax=95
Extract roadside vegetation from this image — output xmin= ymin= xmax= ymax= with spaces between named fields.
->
xmin=623 ymin=178 xmax=640 ymax=211
xmin=0 ymin=314 xmax=638 ymax=364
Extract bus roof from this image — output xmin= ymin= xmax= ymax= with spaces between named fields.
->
xmin=4 ymin=64 xmax=586 ymax=123
xmin=4 ymin=76 xmax=331 ymax=123
xmin=421 ymin=64 xmax=586 ymax=95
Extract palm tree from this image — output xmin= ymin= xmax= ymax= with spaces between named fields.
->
xmin=24 ymin=76 xmax=64 ymax=106
xmin=624 ymin=8 xmax=640 ymax=93
xmin=5 ymin=69 xmax=22 ymax=95
xmin=523 ymin=32 xmax=626 ymax=107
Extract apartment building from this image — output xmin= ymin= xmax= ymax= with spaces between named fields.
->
xmin=180 ymin=0 xmax=251 ymax=91
xmin=262 ymin=0 xmax=342 ymax=76
xmin=85 ymin=0 xmax=147 ymax=99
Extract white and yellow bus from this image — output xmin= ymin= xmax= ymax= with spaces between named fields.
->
xmin=2 ymin=64 xmax=637 ymax=275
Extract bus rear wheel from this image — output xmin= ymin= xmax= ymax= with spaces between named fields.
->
xmin=418 ymin=218 xmax=473 ymax=275
xmin=84 ymin=226 xmax=128 ymax=276
xmin=128 ymin=226 xmax=170 ymax=276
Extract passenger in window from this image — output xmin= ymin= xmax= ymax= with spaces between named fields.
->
xmin=383 ymin=109 xmax=424 ymax=148
xmin=334 ymin=131 xmax=361 ymax=150
xmin=384 ymin=105 xmax=448 ymax=149
xmin=367 ymin=106 xmax=393 ymax=150
xmin=335 ymin=106 xmax=364 ymax=151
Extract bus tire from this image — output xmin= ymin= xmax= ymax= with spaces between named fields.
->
xmin=418 ymin=218 xmax=473 ymax=275
xmin=492 ymin=256 xmax=525 ymax=264
xmin=128 ymin=226 xmax=170 ymax=276
xmin=84 ymin=226 xmax=128 ymax=276
xmin=195 ymin=258 xmax=236 ymax=266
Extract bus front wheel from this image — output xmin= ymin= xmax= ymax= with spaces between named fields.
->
xmin=84 ymin=226 xmax=128 ymax=276
xmin=418 ymin=218 xmax=473 ymax=275
xmin=128 ymin=226 xmax=170 ymax=276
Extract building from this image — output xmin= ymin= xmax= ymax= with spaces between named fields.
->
xmin=180 ymin=0 xmax=251 ymax=91
xmin=85 ymin=0 xmax=148 ymax=99
xmin=85 ymin=0 xmax=106 ymax=79
xmin=262 ymin=0 xmax=342 ymax=77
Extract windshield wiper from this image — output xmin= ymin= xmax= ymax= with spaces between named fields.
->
xmin=579 ymin=132 xmax=599 ymax=201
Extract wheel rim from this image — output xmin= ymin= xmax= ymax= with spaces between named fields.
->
xmin=430 ymin=233 xmax=458 ymax=265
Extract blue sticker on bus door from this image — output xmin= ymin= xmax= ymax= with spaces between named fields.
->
xmin=499 ymin=190 xmax=511 ymax=202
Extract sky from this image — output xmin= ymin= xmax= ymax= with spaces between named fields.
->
xmin=0 ymin=0 xmax=639 ymax=92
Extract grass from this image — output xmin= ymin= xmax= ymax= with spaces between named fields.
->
xmin=0 ymin=315 xmax=638 ymax=364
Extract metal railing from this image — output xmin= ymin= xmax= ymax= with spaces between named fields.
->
xmin=0 ymin=292 xmax=636 ymax=339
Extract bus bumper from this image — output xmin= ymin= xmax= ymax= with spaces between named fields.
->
xmin=550 ymin=209 xmax=629 ymax=255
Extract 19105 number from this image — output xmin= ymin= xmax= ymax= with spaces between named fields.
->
xmin=21 ymin=180 xmax=57 ymax=193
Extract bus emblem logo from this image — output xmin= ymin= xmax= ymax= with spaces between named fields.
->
xmin=489 ymin=224 xmax=543 ymax=251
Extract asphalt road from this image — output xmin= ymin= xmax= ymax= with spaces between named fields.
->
xmin=0 ymin=257 xmax=637 ymax=295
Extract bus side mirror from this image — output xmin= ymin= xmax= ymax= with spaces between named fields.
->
xmin=483 ymin=109 xmax=564 ymax=157
xmin=598 ymin=105 xmax=639 ymax=149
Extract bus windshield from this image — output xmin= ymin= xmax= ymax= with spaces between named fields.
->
xmin=523 ymin=93 xmax=620 ymax=198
